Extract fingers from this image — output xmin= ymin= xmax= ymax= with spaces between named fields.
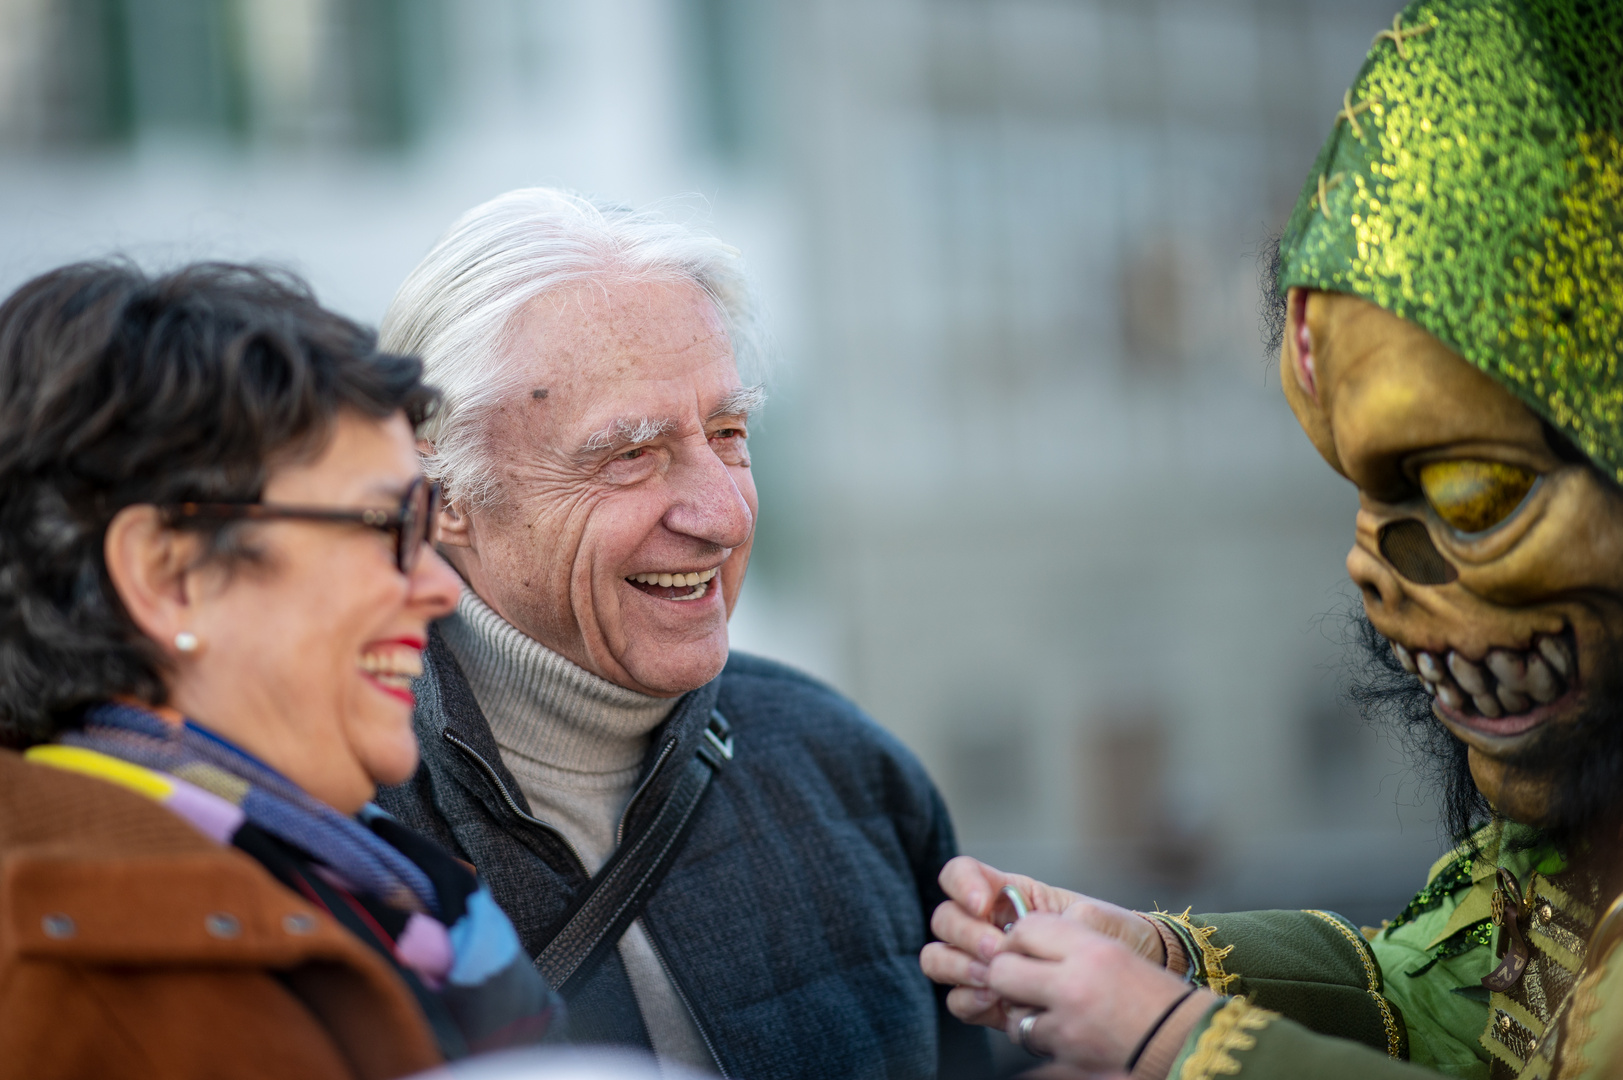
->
xmin=920 ymin=940 xmax=989 ymax=989
xmin=1058 ymin=900 xmax=1165 ymax=964
xmin=1005 ymin=1005 xmax=1050 ymax=1058
xmin=938 ymin=855 xmax=1003 ymax=917
xmin=932 ymin=899 xmax=1005 ymax=961
xmin=987 ymin=951 xmax=1063 ymax=1010
xmin=1000 ymin=912 xmax=1094 ymax=962
xmin=945 ymin=985 xmax=1009 ymax=1029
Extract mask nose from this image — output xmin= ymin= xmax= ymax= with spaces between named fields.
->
xmin=1377 ymin=519 xmax=1458 ymax=585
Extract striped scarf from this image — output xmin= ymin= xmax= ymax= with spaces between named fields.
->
xmin=67 ymin=701 xmax=436 ymax=913
xmin=49 ymin=701 xmax=566 ymax=1056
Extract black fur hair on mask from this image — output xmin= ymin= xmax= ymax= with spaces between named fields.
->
xmin=1342 ymin=607 xmax=1488 ymax=847
xmin=1258 ymin=233 xmax=1287 ymax=362
xmin=1344 ymin=607 xmax=1623 ymax=867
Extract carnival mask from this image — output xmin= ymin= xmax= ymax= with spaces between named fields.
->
xmin=1281 ymin=288 xmax=1623 ymax=826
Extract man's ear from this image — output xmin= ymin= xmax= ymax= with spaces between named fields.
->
xmin=420 ymin=441 xmax=474 ymax=553
xmin=436 ymin=496 xmax=475 ymax=550
xmin=103 ymin=505 xmax=206 ymax=660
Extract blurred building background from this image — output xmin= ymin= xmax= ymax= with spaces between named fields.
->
xmin=0 ymin=0 xmax=1444 ymax=924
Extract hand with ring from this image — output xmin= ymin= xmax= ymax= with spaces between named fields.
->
xmin=919 ymin=856 xmax=1168 ymax=1030
xmin=988 ymin=914 xmax=1197 ymax=1073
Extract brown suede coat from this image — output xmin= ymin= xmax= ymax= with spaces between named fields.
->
xmin=0 ymin=749 xmax=443 ymax=1080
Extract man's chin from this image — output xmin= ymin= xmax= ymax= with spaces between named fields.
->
xmin=614 ymin=636 xmax=732 ymax=697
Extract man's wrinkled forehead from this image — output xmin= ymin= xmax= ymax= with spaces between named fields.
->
xmin=490 ymin=274 xmax=744 ymax=428
xmin=508 ymin=274 xmax=731 ymax=373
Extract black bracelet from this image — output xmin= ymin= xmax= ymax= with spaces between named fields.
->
xmin=1124 ymin=986 xmax=1198 ymax=1073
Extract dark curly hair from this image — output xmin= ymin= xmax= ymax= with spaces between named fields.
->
xmin=0 ymin=261 xmax=436 ymax=748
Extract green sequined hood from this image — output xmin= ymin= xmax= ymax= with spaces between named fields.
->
xmin=1277 ymin=0 xmax=1623 ymax=478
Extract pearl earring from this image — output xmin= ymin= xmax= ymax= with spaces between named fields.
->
xmin=174 ymin=631 xmax=200 ymax=653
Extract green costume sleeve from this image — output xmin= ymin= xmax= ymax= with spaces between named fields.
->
xmin=1167 ymin=998 xmax=1442 ymax=1080
xmin=1148 ymin=907 xmax=1406 ymax=1058
xmin=1165 ymin=939 xmax=1623 ymax=1080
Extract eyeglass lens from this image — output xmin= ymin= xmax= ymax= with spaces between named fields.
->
xmin=397 ymin=480 xmax=440 ymax=575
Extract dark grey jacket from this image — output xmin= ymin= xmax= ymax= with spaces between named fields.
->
xmin=378 ymin=632 xmax=990 ymax=1080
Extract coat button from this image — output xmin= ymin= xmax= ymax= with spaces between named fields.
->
xmin=41 ymin=914 xmax=75 ymax=939
xmin=283 ymin=914 xmax=316 ymax=935
xmin=205 ymin=913 xmax=242 ymax=939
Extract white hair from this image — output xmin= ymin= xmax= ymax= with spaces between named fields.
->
xmin=380 ymin=188 xmax=768 ymax=506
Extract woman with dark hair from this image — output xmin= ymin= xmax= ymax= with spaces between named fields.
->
xmin=0 ymin=262 xmax=564 ymax=1078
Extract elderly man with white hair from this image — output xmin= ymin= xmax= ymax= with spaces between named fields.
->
xmin=375 ymin=190 xmax=987 ymax=1080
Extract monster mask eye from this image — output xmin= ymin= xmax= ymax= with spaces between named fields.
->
xmin=1418 ymin=460 xmax=1539 ymax=535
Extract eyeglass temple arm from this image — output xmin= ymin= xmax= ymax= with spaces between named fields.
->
xmin=166 ymin=503 xmax=403 ymax=527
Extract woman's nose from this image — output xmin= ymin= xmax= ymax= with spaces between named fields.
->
xmin=409 ymin=546 xmax=462 ymax=618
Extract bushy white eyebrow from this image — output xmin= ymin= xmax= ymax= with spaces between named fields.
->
xmin=708 ymin=383 xmax=767 ymax=420
xmin=576 ymin=386 xmax=764 ymax=459
xmin=578 ymin=416 xmax=678 ymax=455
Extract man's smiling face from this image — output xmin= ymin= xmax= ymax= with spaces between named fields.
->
xmin=1281 ymin=288 xmax=1623 ymax=826
xmin=439 ymin=274 xmax=759 ymax=696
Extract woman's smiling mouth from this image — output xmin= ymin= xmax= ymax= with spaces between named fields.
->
xmin=359 ymin=638 xmax=425 ymax=703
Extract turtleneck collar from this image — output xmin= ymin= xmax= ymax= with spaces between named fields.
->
xmin=438 ymin=587 xmax=678 ymax=778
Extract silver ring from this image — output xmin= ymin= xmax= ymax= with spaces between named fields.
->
xmin=1016 ymin=1012 xmax=1040 ymax=1055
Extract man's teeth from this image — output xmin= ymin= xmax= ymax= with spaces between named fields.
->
xmin=628 ymin=569 xmax=719 ymax=588
xmin=359 ymin=651 xmax=423 ymax=688
xmin=1392 ymin=634 xmax=1575 ymax=718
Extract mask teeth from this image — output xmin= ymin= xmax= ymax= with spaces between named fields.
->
xmin=1394 ymin=633 xmax=1574 ymax=717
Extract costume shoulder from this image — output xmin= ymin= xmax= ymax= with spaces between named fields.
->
xmin=1371 ymin=822 xmax=1556 ymax=1079
xmin=1539 ymin=905 xmax=1623 ymax=1079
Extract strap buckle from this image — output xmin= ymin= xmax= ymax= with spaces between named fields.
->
xmin=704 ymin=709 xmax=734 ymax=761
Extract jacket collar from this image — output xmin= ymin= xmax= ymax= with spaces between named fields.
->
xmin=416 ymin=625 xmax=721 ymax=855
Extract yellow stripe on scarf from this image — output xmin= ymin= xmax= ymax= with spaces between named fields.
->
xmin=25 ymin=744 xmax=174 ymax=801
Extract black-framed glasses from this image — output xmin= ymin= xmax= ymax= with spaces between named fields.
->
xmin=162 ymin=477 xmax=441 ymax=575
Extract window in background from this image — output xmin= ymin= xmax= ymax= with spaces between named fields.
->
xmin=0 ymin=0 xmax=445 ymax=148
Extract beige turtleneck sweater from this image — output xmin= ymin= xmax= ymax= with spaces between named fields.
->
xmin=440 ymin=588 xmax=715 ymax=1074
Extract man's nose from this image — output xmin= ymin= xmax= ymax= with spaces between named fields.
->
xmin=663 ymin=441 xmax=754 ymax=548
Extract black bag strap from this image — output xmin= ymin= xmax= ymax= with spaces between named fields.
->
xmin=537 ymin=709 xmax=733 ymax=991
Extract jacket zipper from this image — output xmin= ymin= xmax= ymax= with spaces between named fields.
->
xmin=442 ymin=728 xmax=591 ymax=878
xmin=615 ymin=735 xmax=679 ymax=846
xmin=452 ymin=725 xmax=712 ymax=1068
xmin=645 ymin=921 xmax=729 ymax=1078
